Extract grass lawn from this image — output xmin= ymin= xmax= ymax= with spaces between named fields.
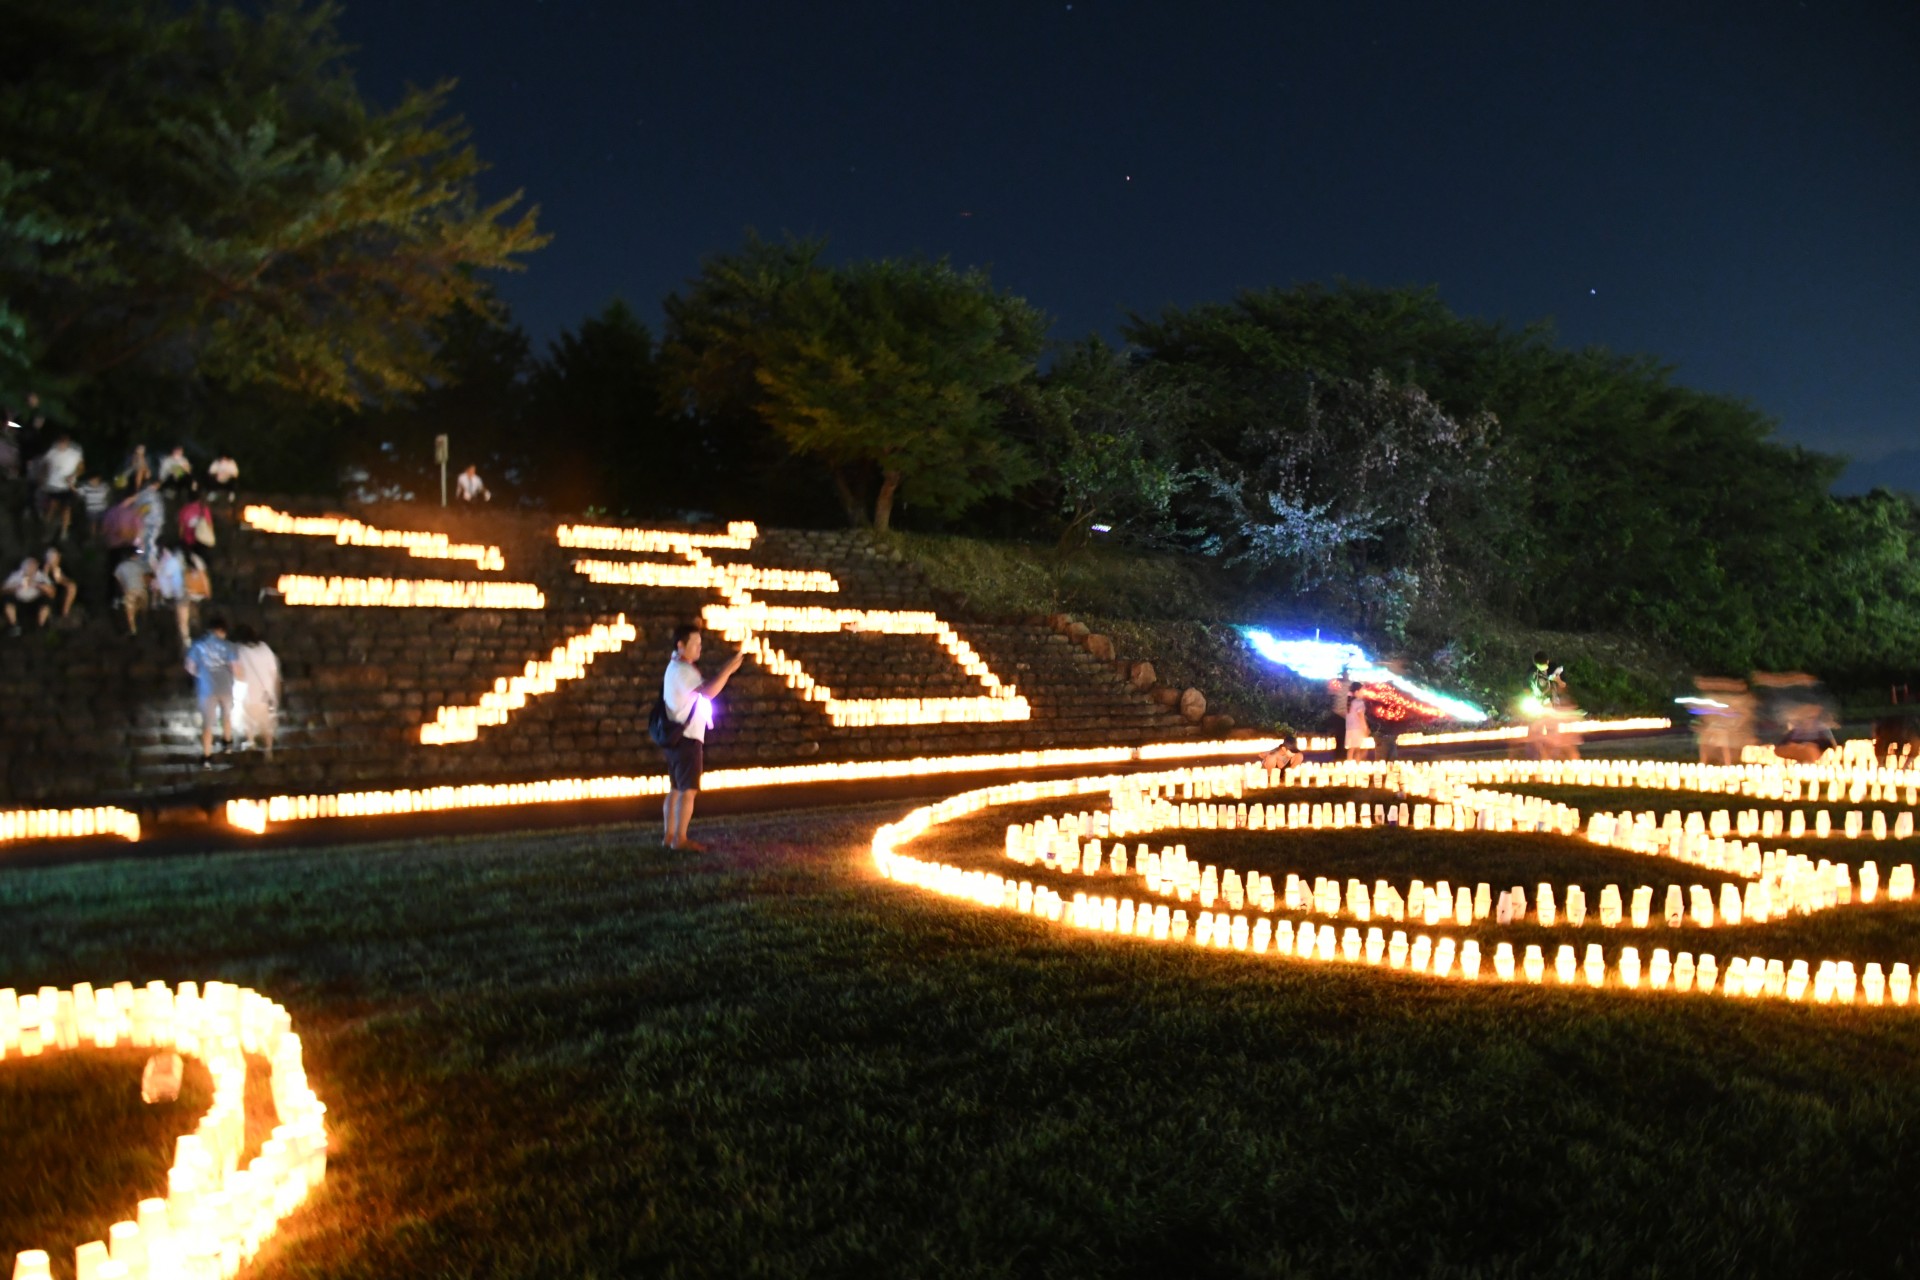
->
xmin=5 ymin=784 xmax=1920 ymax=1278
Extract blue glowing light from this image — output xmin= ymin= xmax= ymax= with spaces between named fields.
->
xmin=1236 ymin=627 xmax=1487 ymax=723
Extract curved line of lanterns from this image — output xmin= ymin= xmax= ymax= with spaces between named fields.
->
xmin=870 ymin=753 xmax=1920 ymax=1008
xmin=3 ymin=981 xmax=327 ymax=1280
xmin=0 ymin=724 xmax=1700 ymax=849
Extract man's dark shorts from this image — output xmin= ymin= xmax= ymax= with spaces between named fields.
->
xmin=664 ymin=738 xmax=704 ymax=792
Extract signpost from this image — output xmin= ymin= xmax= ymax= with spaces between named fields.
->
xmin=434 ymin=434 xmax=450 ymax=507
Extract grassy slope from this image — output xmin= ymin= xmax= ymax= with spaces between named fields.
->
xmin=885 ymin=532 xmax=1687 ymax=730
xmin=4 ymin=789 xmax=1920 ymax=1278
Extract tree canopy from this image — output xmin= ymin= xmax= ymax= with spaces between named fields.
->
xmin=662 ymin=237 xmax=1046 ymax=530
xmin=0 ymin=0 xmax=547 ymax=411
xmin=1122 ymin=282 xmax=1911 ymax=675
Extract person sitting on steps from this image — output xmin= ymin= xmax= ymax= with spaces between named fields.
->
xmin=3 ymin=555 xmax=54 ymax=635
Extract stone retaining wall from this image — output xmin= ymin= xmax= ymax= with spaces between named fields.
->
xmin=0 ymin=499 xmax=1204 ymax=804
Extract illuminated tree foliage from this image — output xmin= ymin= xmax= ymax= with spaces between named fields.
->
xmin=663 ymin=237 xmax=1045 ymax=531
xmin=0 ymin=0 xmax=547 ymax=409
xmin=1026 ymin=338 xmax=1189 ymax=548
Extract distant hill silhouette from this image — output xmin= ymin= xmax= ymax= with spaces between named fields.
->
xmin=1835 ymin=448 xmax=1920 ymax=499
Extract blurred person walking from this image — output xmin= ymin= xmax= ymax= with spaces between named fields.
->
xmin=1344 ymin=679 xmax=1372 ymax=761
xmin=207 ymin=454 xmax=239 ymax=503
xmin=184 ymin=616 xmax=237 ymax=767
xmin=113 ymin=550 xmax=150 ymax=636
xmin=178 ymin=490 xmax=217 ymax=561
xmin=36 ymin=431 xmax=83 ymax=542
xmin=1691 ymin=677 xmax=1756 ymax=765
xmin=232 ymin=624 xmax=281 ymax=757
xmin=157 ymin=445 xmax=194 ymax=496
xmin=118 ymin=443 xmax=152 ymax=493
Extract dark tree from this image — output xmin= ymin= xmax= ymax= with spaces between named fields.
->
xmin=0 ymin=0 xmax=546 ymax=412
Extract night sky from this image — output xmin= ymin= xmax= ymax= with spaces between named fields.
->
xmin=336 ymin=1 xmax=1920 ymax=489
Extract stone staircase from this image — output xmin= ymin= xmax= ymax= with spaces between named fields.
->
xmin=0 ymin=498 xmax=1201 ymax=805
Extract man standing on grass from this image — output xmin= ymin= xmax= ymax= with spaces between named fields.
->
xmin=661 ymin=623 xmax=744 ymax=851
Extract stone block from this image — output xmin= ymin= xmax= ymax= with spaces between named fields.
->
xmin=1179 ymin=687 xmax=1207 ymax=721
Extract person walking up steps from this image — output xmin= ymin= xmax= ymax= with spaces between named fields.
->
xmin=184 ymin=615 xmax=238 ymax=768
xmin=656 ymin=623 xmax=744 ymax=852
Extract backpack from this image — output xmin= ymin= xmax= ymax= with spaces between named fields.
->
xmin=184 ymin=560 xmax=212 ymax=601
xmin=101 ymin=502 xmax=141 ymax=547
xmin=647 ymin=697 xmax=685 ymax=748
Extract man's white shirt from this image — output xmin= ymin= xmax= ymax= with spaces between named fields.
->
xmin=664 ymin=656 xmax=711 ymax=741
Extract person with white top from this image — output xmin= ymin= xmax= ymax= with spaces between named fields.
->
xmin=207 ymin=454 xmax=239 ymax=502
xmin=455 ymin=464 xmax=490 ymax=503
xmin=37 ymin=432 xmax=83 ymax=542
xmin=231 ymin=624 xmax=282 ymax=757
xmin=660 ymin=623 xmax=744 ymax=851
xmin=3 ymin=555 xmax=54 ymax=634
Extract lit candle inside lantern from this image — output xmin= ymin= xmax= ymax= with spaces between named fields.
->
xmin=1523 ymin=945 xmax=1545 ymax=985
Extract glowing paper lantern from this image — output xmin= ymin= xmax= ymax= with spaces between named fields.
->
xmin=7 ymin=981 xmax=327 ymax=1279
xmin=242 ymin=505 xmax=505 ymax=570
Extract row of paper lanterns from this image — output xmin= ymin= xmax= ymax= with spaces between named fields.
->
xmin=882 ymin=845 xmax=1916 ymax=1007
xmin=870 ymin=758 xmax=1920 ymax=1009
xmin=274 ymin=575 xmax=545 ymax=610
xmin=419 ymin=617 xmax=637 ymax=745
xmin=210 ymin=739 xmax=1266 ymax=836
xmin=1008 ymin=780 xmax=1913 ymax=932
xmin=1028 ymin=829 xmax=1900 ymax=932
xmin=206 ymin=739 xmax=1917 ymax=845
xmin=0 ymin=807 xmax=140 ymax=845
xmin=1361 ymin=754 xmax=1917 ymax=796
xmin=5 ymin=980 xmax=326 ymax=1280
xmin=571 ymin=557 xmax=841 ymax=594
xmin=704 ymin=608 xmax=1030 ymax=727
xmin=555 ymin=520 xmax=759 ymax=553
xmin=1396 ymin=716 xmax=1672 ymax=747
xmin=242 ymin=505 xmax=505 ymax=571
